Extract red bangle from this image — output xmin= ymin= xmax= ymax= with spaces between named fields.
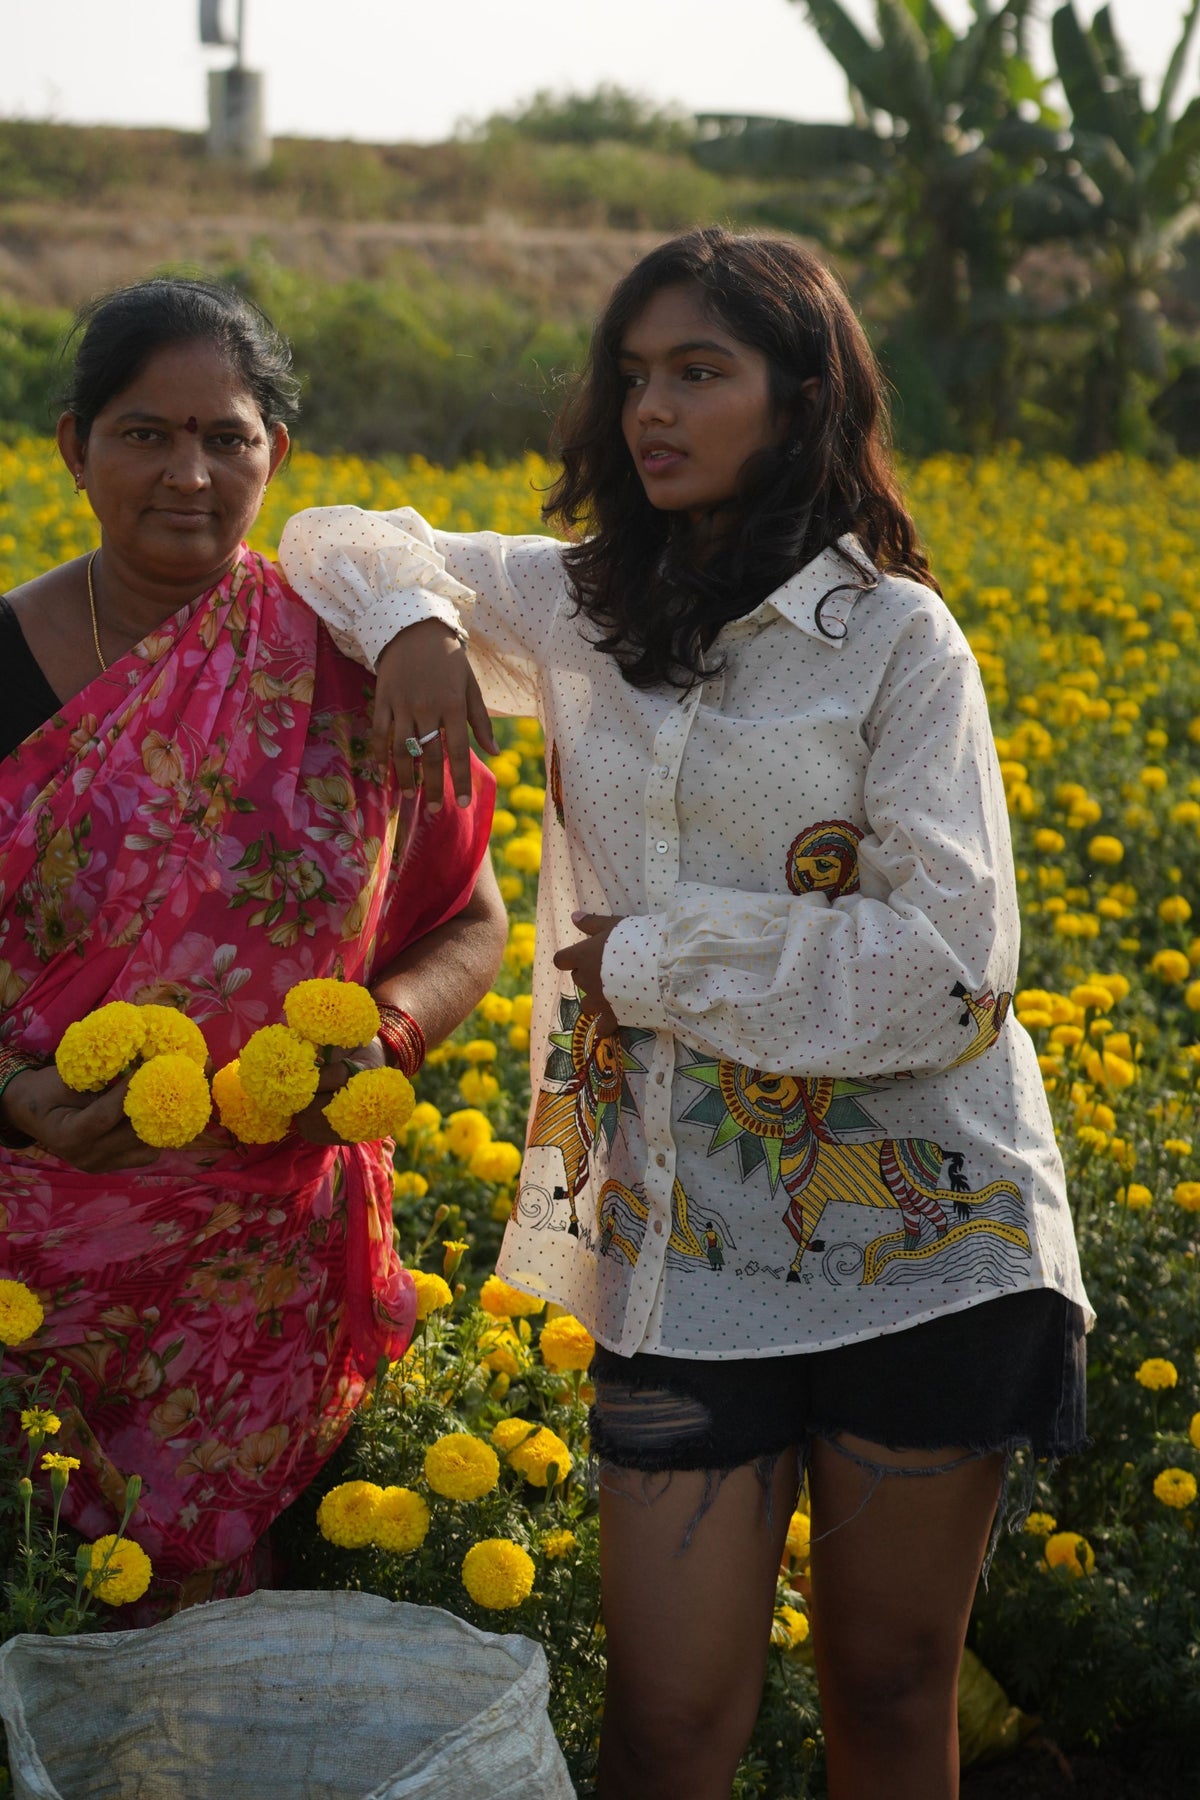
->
xmin=375 ymin=1003 xmax=426 ymax=1077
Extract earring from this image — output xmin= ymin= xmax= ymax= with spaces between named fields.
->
xmin=74 ymin=471 xmax=85 ymax=492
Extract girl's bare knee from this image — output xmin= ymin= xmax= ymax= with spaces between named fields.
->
xmin=822 ymin=1627 xmax=961 ymax=1738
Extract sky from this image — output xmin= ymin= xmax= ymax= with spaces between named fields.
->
xmin=1 ymin=0 xmax=1196 ymax=144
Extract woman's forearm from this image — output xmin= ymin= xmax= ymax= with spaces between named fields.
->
xmin=370 ymin=854 xmax=507 ymax=1047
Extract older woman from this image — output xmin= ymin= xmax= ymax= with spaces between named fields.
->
xmin=0 ymin=278 xmax=505 ymax=1610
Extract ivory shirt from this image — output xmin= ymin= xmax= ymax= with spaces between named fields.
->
xmin=280 ymin=506 xmax=1091 ymax=1359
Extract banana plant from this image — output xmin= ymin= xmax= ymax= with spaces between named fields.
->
xmin=1035 ymin=0 xmax=1200 ymax=454
xmin=694 ymin=0 xmax=1058 ymax=445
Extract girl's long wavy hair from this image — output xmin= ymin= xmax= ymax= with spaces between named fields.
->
xmin=545 ymin=226 xmax=939 ymax=690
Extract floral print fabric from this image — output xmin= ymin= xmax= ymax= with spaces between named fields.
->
xmin=0 ymin=549 xmax=493 ymax=1603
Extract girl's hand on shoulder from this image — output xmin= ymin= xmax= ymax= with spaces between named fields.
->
xmin=2 ymin=1067 xmax=163 ymax=1172
xmin=553 ymin=913 xmax=624 ymax=1040
xmin=373 ymin=620 xmax=497 ymax=813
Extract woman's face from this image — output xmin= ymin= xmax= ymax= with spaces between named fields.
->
xmin=59 ymin=339 xmax=288 ymax=585
xmin=618 ymin=283 xmax=785 ymax=523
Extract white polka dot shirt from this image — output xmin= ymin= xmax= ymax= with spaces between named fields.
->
xmin=280 ymin=506 xmax=1090 ymax=1359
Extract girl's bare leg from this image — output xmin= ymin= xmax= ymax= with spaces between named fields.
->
xmin=597 ymin=1448 xmax=799 ymax=1800
xmin=808 ymin=1433 xmax=1005 ymax=1800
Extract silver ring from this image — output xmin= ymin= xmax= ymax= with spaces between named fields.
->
xmin=403 ymin=735 xmax=424 ymax=759
xmin=417 ymin=727 xmax=442 ymax=746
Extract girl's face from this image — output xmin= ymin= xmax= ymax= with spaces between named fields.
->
xmin=618 ymin=283 xmax=786 ymax=524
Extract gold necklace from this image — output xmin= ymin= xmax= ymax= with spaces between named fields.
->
xmin=86 ymin=550 xmax=107 ymax=672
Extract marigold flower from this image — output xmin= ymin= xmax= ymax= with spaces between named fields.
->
xmin=1033 ymin=829 xmax=1065 ymax=854
xmin=1159 ymin=896 xmax=1193 ymax=926
xmin=1150 ymin=949 xmax=1191 ymax=984
xmin=444 ymin=1108 xmax=494 ymax=1160
xmin=509 ymin=783 xmax=546 ymax=813
xmin=1087 ymin=835 xmax=1124 ymax=865
xmin=40 ymin=1452 xmax=79 ymax=1475
xmin=458 ymin=1068 xmax=500 ymax=1107
xmin=476 ymin=993 xmax=513 ymax=1026
xmin=56 ymin=1001 xmax=146 ymax=1091
xmin=0 ymin=1280 xmax=45 ymax=1346
xmin=503 ymin=835 xmax=543 ymax=874
xmin=1070 ymin=983 xmax=1113 ymax=1014
xmin=211 ymin=1059 xmax=291 ymax=1144
xmin=425 ymin=1433 xmax=500 ymax=1501
xmin=392 ymin=1170 xmax=429 ymax=1199
xmin=771 ymin=1604 xmax=810 ymax=1649
xmin=462 ymin=1538 xmax=535 ymax=1609
xmin=469 ymin=1140 xmax=523 ymax=1184
xmin=1189 ymin=1413 xmax=1200 ymax=1451
xmin=508 ymin=1425 xmax=572 ymax=1487
xmin=124 ymin=1054 xmax=212 ymax=1148
xmin=539 ymin=1314 xmax=596 ymax=1372
xmin=1153 ymin=1467 xmax=1197 ymax=1509
xmin=1135 ymin=1357 xmax=1178 ymax=1390
xmin=399 ymin=1101 xmax=442 ymax=1140
xmin=1164 ymin=1139 xmax=1192 ymax=1158
xmin=785 ymin=1510 xmax=811 ymax=1563
xmin=1117 ymin=1183 xmax=1153 ymax=1209
xmin=479 ymin=1275 xmax=544 ymax=1319
xmin=372 ymin=1486 xmax=430 ymax=1553
xmin=20 ymin=1407 xmax=60 ymax=1436
xmin=511 ymin=994 xmax=533 ymax=1029
xmin=1186 ymin=982 xmax=1200 ymax=1013
xmin=323 ymin=1067 xmax=415 ymax=1142
xmin=490 ymin=809 xmax=517 ymax=839
xmin=316 ymin=1479 xmax=384 ymax=1547
xmin=284 ymin=978 xmax=380 ymax=1049
xmin=480 ymin=1325 xmax=526 ymax=1377
xmin=540 ymin=1528 xmax=577 ymax=1560
xmin=84 ymin=1534 xmax=153 ymax=1605
xmin=133 ymin=1006 xmax=205 ymax=1067
xmin=1023 ymin=1511 xmax=1057 ymax=1537
xmin=1084 ymin=1048 xmax=1136 ymax=1089
xmin=238 ymin=1024 xmax=321 ymax=1114
xmin=410 ymin=1270 xmax=454 ymax=1320
xmin=491 ymin=1417 xmax=538 ymax=1454
xmin=1044 ymin=1531 xmax=1094 ymax=1577
xmin=1174 ymin=1182 xmax=1200 ymax=1212
xmin=461 ymin=1038 xmax=499 ymax=1064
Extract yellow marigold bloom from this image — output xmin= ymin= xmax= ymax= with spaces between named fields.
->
xmin=462 ymin=1538 xmax=535 ymax=1610
xmin=508 ymin=1026 xmax=530 ymax=1052
xmin=0 ymin=1279 xmax=44 ymax=1346
xmin=238 ymin=1024 xmax=321 ymax=1114
xmin=1070 ymin=983 xmax=1114 ymax=1014
xmin=1151 ymin=949 xmax=1191 ymax=984
xmin=1083 ymin=1048 xmax=1135 ymax=1089
xmin=442 ymin=1239 xmax=468 ymax=1279
xmin=1171 ymin=800 xmax=1200 ymax=825
xmin=1094 ymin=972 xmax=1131 ymax=1002
xmin=425 ymin=1433 xmax=500 ymax=1501
xmin=1154 ymin=1468 xmax=1198 ymax=1509
xmin=1023 ymin=1511 xmax=1057 ymax=1537
xmin=1033 ymin=829 xmax=1065 ymax=854
xmin=392 ymin=1170 xmax=429 ymax=1199
xmin=509 ymin=783 xmax=547 ymax=813
xmin=480 ymin=1325 xmax=527 ymax=1377
xmin=84 ymin=1534 xmax=154 ymax=1605
xmin=1050 ymin=1025 xmax=1083 ymax=1049
xmin=284 ymin=978 xmax=380 ymax=1049
xmin=323 ymin=1067 xmax=415 ymax=1142
xmin=56 ymin=1001 xmax=146 ymax=1091
xmin=1075 ymin=1126 xmax=1108 ymax=1152
xmin=503 ymin=835 xmax=543 ymax=874
xmin=540 ymin=1528 xmax=577 ymax=1560
xmin=461 ymin=1038 xmax=499 ymax=1064
xmin=410 ymin=1270 xmax=453 ymax=1320
xmin=1185 ymin=981 xmax=1200 ymax=1012
xmin=1087 ymin=835 xmax=1124 ymax=865
xmin=490 ymin=808 xmax=517 ymax=839
xmin=123 ymin=1054 xmax=212 ymax=1148
xmin=372 ymin=1485 xmax=430 ymax=1553
xmin=1164 ymin=1139 xmax=1192 ymax=1158
xmin=1159 ymin=896 xmax=1193 ymax=925
xmin=212 ymin=1059 xmax=290 ymax=1145
xmin=491 ymin=1417 xmax=537 ymax=1454
xmin=317 ymin=1480 xmax=384 ymax=1548
xmin=138 ymin=1005 xmax=208 ymax=1066
xmin=458 ymin=1068 xmax=500 ymax=1106
xmin=1189 ymin=1413 xmax=1200 ymax=1451
xmin=771 ymin=1604 xmax=810 ymax=1649
xmin=785 ymin=1511 xmax=811 ymax=1563
xmin=497 ymin=875 xmax=524 ymax=903
xmin=476 ymin=993 xmax=514 ymax=1025
xmin=1135 ymin=1357 xmax=1178 ymax=1390
xmin=444 ymin=1108 xmax=494 ymax=1160
xmin=480 ymin=1275 xmax=544 ymax=1318
xmin=1139 ymin=765 xmax=1168 ymax=791
xmin=511 ymin=994 xmax=533 ymax=1029
xmin=20 ymin=1408 xmax=60 ymax=1436
xmin=487 ymin=752 xmax=521 ymax=787
xmin=40 ymin=1452 xmax=79 ymax=1474
xmin=508 ymin=1425 xmax=572 ymax=1487
xmin=469 ymin=1140 xmax=523 ymax=1184
xmin=1044 ymin=1531 xmax=1094 ymax=1578
xmin=539 ymin=1313 xmax=596 ymax=1372
xmin=1117 ymin=1184 xmax=1153 ymax=1209
xmin=1173 ymin=1182 xmax=1200 ymax=1211
xmin=400 ymin=1101 xmax=442 ymax=1139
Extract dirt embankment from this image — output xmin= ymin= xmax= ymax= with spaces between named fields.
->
xmin=0 ymin=205 xmax=664 ymax=316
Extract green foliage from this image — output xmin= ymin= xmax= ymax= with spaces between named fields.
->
xmin=0 ymin=299 xmax=72 ymax=436
xmin=476 ymin=84 xmax=697 ymax=154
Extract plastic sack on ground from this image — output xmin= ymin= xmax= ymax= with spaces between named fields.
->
xmin=958 ymin=1645 xmax=1037 ymax=1768
xmin=0 ymin=1589 xmax=576 ymax=1800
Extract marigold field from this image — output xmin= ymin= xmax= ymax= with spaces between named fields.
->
xmin=4 ymin=442 xmax=1200 ymax=1796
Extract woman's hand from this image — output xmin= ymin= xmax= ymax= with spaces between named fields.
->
xmin=373 ymin=620 xmax=497 ymax=812
xmin=553 ymin=913 xmax=624 ymax=1040
xmin=1 ymin=1067 xmax=163 ymax=1172
xmin=291 ymin=1037 xmax=387 ymax=1147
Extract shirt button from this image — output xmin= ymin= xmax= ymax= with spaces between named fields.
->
xmin=653 ymin=1219 xmax=663 ymax=1235
xmin=656 ymin=841 xmax=668 ymax=854
xmin=655 ymin=1152 xmax=666 ymax=1167
xmin=655 ymin=1071 xmax=665 ymax=1085
xmin=656 ymin=766 xmax=670 ymax=778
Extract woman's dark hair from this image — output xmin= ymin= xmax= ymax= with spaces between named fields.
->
xmin=545 ymin=226 xmax=939 ymax=689
xmin=62 ymin=276 xmax=300 ymax=439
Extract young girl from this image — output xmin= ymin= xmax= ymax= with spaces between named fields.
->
xmin=280 ymin=227 xmax=1090 ymax=1800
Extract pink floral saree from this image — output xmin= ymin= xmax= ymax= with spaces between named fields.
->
xmin=0 ymin=549 xmax=493 ymax=1606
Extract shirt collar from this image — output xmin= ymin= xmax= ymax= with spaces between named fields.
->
xmin=759 ymin=535 xmax=880 ymax=647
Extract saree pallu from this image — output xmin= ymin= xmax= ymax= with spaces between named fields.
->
xmin=0 ymin=549 xmax=493 ymax=1603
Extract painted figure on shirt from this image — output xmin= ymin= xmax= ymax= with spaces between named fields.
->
xmin=786 ymin=818 xmax=864 ymax=899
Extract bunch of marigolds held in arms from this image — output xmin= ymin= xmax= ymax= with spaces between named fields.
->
xmin=0 ymin=1279 xmax=152 ymax=1633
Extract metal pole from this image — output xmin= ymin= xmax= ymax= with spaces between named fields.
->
xmin=236 ymin=0 xmax=246 ymax=70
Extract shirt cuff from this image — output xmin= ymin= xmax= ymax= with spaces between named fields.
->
xmin=359 ymin=590 xmax=467 ymax=670
xmin=602 ymin=915 xmax=670 ymax=1033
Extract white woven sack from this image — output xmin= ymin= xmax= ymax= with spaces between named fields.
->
xmin=0 ymin=1589 xmax=576 ymax=1800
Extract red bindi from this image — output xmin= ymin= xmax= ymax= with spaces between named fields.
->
xmin=184 ymin=416 xmax=198 ymax=433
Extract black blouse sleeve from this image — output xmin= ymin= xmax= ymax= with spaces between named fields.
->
xmin=0 ymin=597 xmax=62 ymax=763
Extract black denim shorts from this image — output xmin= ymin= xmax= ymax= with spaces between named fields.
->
xmin=590 ymin=1288 xmax=1087 ymax=1476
